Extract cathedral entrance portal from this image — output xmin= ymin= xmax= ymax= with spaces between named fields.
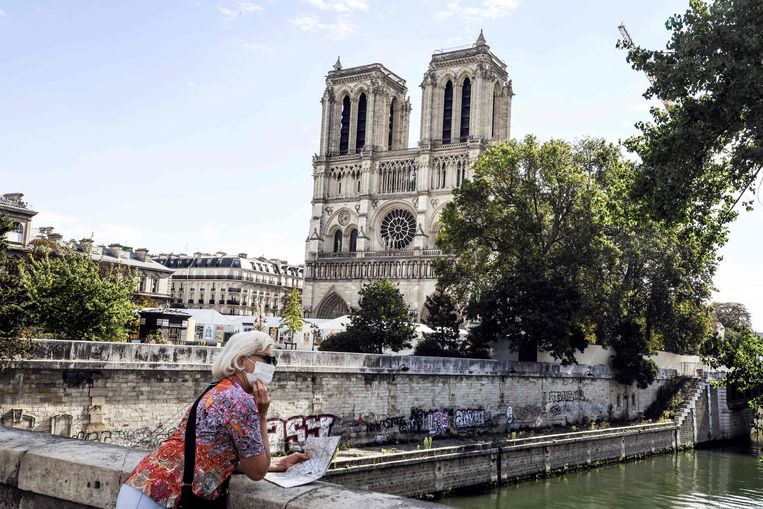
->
xmin=314 ymin=292 xmax=350 ymax=319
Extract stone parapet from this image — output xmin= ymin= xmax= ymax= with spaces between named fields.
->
xmin=0 ymin=426 xmax=443 ymax=509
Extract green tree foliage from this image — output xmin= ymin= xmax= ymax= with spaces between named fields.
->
xmin=0 ymin=216 xmax=32 ymax=358
xmin=712 ymin=302 xmax=753 ymax=331
xmin=621 ymin=0 xmax=763 ymax=233
xmin=436 ymin=136 xmax=715 ymax=387
xmin=414 ymin=291 xmax=465 ymax=358
xmin=279 ymin=288 xmax=305 ymax=337
xmin=703 ymin=327 xmax=763 ymax=411
xmin=319 ymin=279 xmax=415 ymax=354
xmin=19 ymin=246 xmax=138 ymax=341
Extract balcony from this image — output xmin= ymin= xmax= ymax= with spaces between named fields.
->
xmin=315 ymin=249 xmax=443 ymax=260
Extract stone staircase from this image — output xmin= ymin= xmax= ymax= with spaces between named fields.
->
xmin=674 ymin=378 xmax=706 ymax=445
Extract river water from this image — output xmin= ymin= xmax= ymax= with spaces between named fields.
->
xmin=439 ymin=441 xmax=763 ymax=508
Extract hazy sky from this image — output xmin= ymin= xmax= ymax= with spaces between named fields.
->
xmin=2 ymin=1 xmax=761 ymax=328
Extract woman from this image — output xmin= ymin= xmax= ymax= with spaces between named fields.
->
xmin=116 ymin=331 xmax=307 ymax=508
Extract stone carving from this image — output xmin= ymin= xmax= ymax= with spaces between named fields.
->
xmin=325 ymin=206 xmax=333 ymax=215
xmin=355 ymin=204 xmax=361 ymax=213
xmin=431 ymin=198 xmax=439 ymax=207
xmin=338 ymin=210 xmax=351 ymax=226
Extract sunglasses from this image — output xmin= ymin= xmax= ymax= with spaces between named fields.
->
xmin=251 ymin=354 xmax=278 ymax=366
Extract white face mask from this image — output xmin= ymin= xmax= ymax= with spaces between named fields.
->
xmin=243 ymin=359 xmax=275 ymax=386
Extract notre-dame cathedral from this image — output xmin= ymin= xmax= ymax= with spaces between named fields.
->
xmin=303 ymin=32 xmax=513 ymax=320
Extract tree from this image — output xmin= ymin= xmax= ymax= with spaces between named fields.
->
xmin=435 ymin=136 xmax=612 ymax=365
xmin=621 ymin=0 xmax=763 ymax=234
xmin=319 ymin=279 xmax=415 ymax=354
xmin=19 ymin=245 xmax=138 ymax=341
xmin=703 ymin=326 xmax=763 ymax=411
xmin=415 ymin=292 xmax=464 ymax=357
xmin=712 ymin=302 xmax=753 ymax=331
xmin=279 ymin=288 xmax=305 ymax=339
xmin=436 ymin=136 xmax=715 ymax=386
xmin=0 ymin=215 xmax=32 ymax=358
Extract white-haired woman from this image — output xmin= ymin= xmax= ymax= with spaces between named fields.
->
xmin=116 ymin=331 xmax=307 ymax=509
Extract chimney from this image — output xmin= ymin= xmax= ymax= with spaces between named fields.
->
xmin=48 ymin=233 xmax=63 ymax=246
xmin=80 ymin=238 xmax=94 ymax=253
xmin=2 ymin=193 xmax=24 ymax=205
xmin=215 ymin=251 xmax=227 ymax=257
xmin=134 ymin=248 xmax=149 ymax=262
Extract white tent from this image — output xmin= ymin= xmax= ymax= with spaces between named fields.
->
xmin=318 ymin=315 xmax=351 ymax=335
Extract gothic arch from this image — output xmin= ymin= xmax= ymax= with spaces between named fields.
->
xmin=456 ymin=71 xmax=474 ymax=87
xmin=314 ymin=291 xmax=350 ymax=319
xmin=352 ymin=86 xmax=370 ymax=101
xmin=437 ymin=73 xmax=456 ymax=89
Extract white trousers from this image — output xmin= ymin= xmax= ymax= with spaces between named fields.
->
xmin=115 ymin=484 xmax=164 ymax=509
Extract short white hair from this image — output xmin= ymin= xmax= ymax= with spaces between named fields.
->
xmin=212 ymin=331 xmax=275 ymax=380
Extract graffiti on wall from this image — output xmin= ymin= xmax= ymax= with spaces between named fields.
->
xmin=267 ymin=414 xmax=336 ymax=453
xmin=75 ymin=425 xmax=176 ymax=449
xmin=548 ymin=390 xmax=586 ymax=403
xmin=353 ymin=407 xmax=490 ymax=438
xmin=455 ymin=409 xmax=487 ymax=429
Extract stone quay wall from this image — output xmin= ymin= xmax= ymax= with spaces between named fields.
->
xmin=0 ymin=340 xmax=677 ymax=453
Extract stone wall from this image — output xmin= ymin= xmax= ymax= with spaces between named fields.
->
xmin=0 ymin=427 xmax=441 ymax=509
xmin=326 ymin=423 xmax=679 ymax=497
xmin=0 ymin=341 xmax=679 ymax=453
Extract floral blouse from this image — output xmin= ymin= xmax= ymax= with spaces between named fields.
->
xmin=125 ymin=377 xmax=265 ymax=508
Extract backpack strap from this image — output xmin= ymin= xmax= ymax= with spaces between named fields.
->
xmin=180 ymin=382 xmax=218 ymax=497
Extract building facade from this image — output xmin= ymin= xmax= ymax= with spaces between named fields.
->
xmin=73 ymin=241 xmax=175 ymax=305
xmin=1 ymin=193 xmax=37 ymax=255
xmin=155 ymin=253 xmax=303 ymax=318
xmin=303 ymin=32 xmax=513 ymax=319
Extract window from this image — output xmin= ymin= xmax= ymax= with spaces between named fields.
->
xmin=349 ymin=229 xmax=358 ymax=252
xmin=380 ymin=209 xmax=416 ymax=250
xmin=388 ymin=99 xmax=396 ymax=149
xmin=6 ymin=222 xmax=23 ymax=244
xmin=442 ymin=80 xmax=453 ymax=144
xmin=460 ymin=77 xmax=471 ymax=142
xmin=355 ymin=93 xmax=367 ymax=153
xmin=339 ymin=95 xmax=350 ymax=155
xmin=333 ymin=230 xmax=343 ymax=253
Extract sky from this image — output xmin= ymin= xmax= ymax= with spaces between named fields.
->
xmin=1 ymin=0 xmax=762 ymax=329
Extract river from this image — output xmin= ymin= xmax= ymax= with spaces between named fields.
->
xmin=438 ymin=440 xmax=763 ymax=508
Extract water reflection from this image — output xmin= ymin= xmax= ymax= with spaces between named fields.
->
xmin=438 ymin=441 xmax=763 ymax=509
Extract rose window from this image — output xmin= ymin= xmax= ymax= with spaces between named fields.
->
xmin=380 ymin=209 xmax=416 ymax=249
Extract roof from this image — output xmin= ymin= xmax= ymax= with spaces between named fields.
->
xmin=155 ymin=254 xmax=303 ymax=275
xmin=85 ymin=246 xmax=174 ymax=273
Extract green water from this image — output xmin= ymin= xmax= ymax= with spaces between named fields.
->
xmin=439 ymin=441 xmax=763 ymax=508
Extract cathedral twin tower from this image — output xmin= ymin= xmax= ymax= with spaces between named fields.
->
xmin=303 ymin=32 xmax=513 ymax=320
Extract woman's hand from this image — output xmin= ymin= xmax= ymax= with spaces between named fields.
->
xmin=268 ymin=452 xmax=309 ymax=472
xmin=252 ymin=379 xmax=270 ymax=416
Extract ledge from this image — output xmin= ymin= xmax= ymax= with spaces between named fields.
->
xmin=0 ymin=426 xmax=443 ymax=508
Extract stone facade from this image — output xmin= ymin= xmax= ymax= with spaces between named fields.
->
xmin=0 ymin=193 xmax=37 ymax=255
xmin=303 ymin=32 xmax=514 ymax=319
xmin=155 ymin=253 xmax=303 ymax=318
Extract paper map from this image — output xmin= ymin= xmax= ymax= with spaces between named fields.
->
xmin=265 ymin=436 xmax=341 ymax=488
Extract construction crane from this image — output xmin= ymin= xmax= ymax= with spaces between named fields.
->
xmin=618 ymin=23 xmax=671 ymax=111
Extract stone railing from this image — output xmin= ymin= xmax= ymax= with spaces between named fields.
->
xmin=315 ymin=249 xmax=443 ymax=259
xmin=0 ymin=426 xmax=443 ymax=508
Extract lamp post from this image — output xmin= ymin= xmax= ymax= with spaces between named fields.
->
xmin=390 ymin=364 xmax=410 ymax=383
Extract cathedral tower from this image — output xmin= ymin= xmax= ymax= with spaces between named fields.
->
xmin=419 ymin=30 xmax=512 ymax=146
xmin=303 ymin=33 xmax=513 ymax=321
